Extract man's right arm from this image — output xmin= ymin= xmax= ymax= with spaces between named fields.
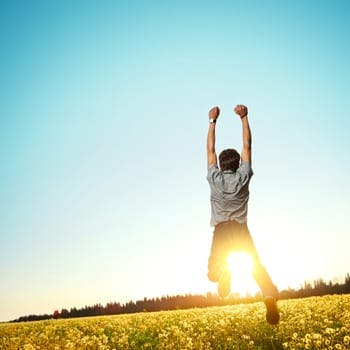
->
xmin=206 ymin=106 xmax=220 ymax=169
xmin=234 ymin=105 xmax=252 ymax=163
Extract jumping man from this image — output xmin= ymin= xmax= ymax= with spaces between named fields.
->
xmin=206 ymin=105 xmax=280 ymax=325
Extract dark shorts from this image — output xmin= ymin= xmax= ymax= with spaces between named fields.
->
xmin=207 ymin=220 xmax=279 ymax=298
xmin=207 ymin=220 xmax=261 ymax=281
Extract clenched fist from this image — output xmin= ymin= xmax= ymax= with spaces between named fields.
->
xmin=234 ymin=105 xmax=248 ymax=118
xmin=209 ymin=106 xmax=220 ymax=120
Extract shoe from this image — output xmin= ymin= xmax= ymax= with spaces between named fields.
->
xmin=264 ymin=296 xmax=280 ymax=325
xmin=218 ymin=269 xmax=231 ymax=298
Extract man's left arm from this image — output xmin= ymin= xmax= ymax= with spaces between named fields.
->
xmin=207 ymin=106 xmax=220 ymax=169
xmin=234 ymin=104 xmax=252 ymax=164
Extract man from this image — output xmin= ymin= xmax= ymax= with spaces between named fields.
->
xmin=206 ymin=104 xmax=280 ymax=325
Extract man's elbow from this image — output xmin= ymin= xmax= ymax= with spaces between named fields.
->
xmin=207 ymin=146 xmax=216 ymax=154
xmin=243 ymin=142 xmax=251 ymax=151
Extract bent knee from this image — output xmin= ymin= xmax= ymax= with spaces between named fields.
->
xmin=207 ymin=269 xmax=220 ymax=282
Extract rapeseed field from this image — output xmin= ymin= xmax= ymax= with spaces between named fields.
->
xmin=1 ymin=295 xmax=349 ymax=349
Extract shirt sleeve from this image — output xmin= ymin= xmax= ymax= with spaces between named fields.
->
xmin=236 ymin=161 xmax=254 ymax=185
xmin=206 ymin=164 xmax=221 ymax=185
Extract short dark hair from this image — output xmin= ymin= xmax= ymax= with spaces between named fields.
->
xmin=219 ymin=149 xmax=240 ymax=171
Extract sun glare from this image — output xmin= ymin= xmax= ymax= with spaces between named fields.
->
xmin=227 ymin=252 xmax=259 ymax=296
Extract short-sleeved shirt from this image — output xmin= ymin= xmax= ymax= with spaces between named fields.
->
xmin=207 ymin=161 xmax=254 ymax=227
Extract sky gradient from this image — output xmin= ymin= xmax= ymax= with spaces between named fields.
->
xmin=1 ymin=0 xmax=350 ymax=322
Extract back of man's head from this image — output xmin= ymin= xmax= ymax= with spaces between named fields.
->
xmin=219 ymin=149 xmax=240 ymax=171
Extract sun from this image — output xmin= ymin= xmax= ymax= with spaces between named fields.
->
xmin=227 ymin=252 xmax=259 ymax=296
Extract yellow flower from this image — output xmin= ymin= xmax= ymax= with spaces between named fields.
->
xmin=326 ymin=327 xmax=335 ymax=334
xmin=344 ymin=335 xmax=350 ymax=345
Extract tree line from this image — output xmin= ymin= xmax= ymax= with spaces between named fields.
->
xmin=12 ymin=273 xmax=350 ymax=322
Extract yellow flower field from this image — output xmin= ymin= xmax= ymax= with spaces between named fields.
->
xmin=1 ymin=295 xmax=349 ymax=349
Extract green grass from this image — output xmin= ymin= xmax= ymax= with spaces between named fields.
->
xmin=1 ymin=295 xmax=349 ymax=349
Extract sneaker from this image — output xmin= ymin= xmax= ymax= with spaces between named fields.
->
xmin=218 ymin=269 xmax=231 ymax=298
xmin=264 ymin=296 xmax=280 ymax=325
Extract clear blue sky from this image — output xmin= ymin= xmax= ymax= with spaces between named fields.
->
xmin=1 ymin=0 xmax=349 ymax=322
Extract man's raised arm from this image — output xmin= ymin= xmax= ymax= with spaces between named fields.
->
xmin=207 ymin=106 xmax=220 ymax=169
xmin=234 ymin=105 xmax=252 ymax=164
